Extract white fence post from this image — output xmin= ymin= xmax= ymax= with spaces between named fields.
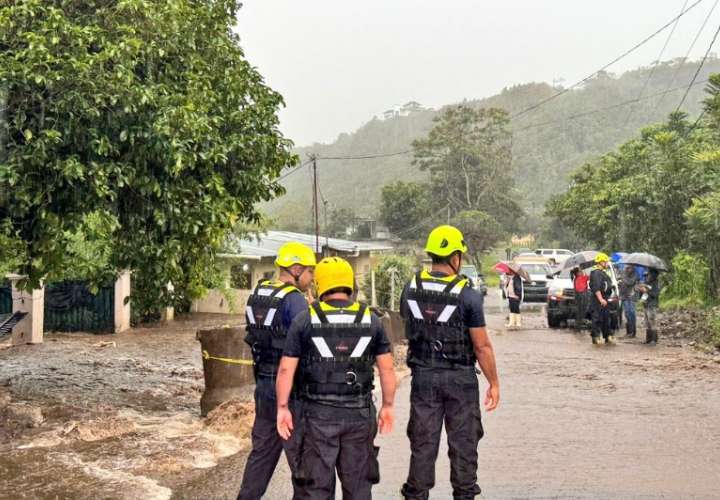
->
xmin=7 ymin=274 xmax=44 ymax=345
xmin=114 ymin=270 xmax=132 ymax=333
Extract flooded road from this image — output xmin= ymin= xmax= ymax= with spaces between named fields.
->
xmin=2 ymin=304 xmax=720 ymax=499
xmin=0 ymin=314 xmax=252 ymax=500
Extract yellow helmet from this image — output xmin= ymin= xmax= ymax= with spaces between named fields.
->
xmin=275 ymin=242 xmax=317 ymax=268
xmin=314 ymin=257 xmax=354 ymax=297
xmin=425 ymin=225 xmax=467 ymax=257
xmin=594 ymin=252 xmax=610 ymax=264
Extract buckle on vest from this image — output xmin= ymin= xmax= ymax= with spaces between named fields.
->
xmin=345 ymin=371 xmax=358 ymax=385
xmin=251 ymin=342 xmax=261 ymax=354
xmin=432 ymin=340 xmax=444 ymax=352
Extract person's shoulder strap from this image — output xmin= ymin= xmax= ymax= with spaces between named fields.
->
xmin=310 ymin=301 xmax=329 ymax=324
xmin=414 ymin=270 xmax=424 ymax=291
xmin=353 ymin=303 xmax=368 ymax=324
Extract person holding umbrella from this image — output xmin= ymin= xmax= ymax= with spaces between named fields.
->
xmin=504 ymin=267 xmax=523 ymax=328
xmin=589 ymin=253 xmax=615 ymax=345
xmin=618 ymin=264 xmax=639 ymax=339
xmin=621 ymin=253 xmax=667 ymax=345
xmin=639 ymin=268 xmax=662 ymax=345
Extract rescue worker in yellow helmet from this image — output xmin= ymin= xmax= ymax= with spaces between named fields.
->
xmin=276 ymin=256 xmax=397 ymax=500
xmin=589 ymin=252 xmax=615 ymax=345
xmin=238 ymin=242 xmax=316 ymax=500
xmin=401 ymin=225 xmax=500 ymax=500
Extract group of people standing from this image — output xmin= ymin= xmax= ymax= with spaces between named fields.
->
xmin=237 ymin=225 xmax=499 ymax=500
xmin=571 ymin=253 xmax=662 ymax=345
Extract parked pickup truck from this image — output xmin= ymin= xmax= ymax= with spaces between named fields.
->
xmin=546 ymin=265 xmax=624 ymax=329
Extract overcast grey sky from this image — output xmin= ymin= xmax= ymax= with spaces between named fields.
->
xmin=236 ymin=0 xmax=720 ymax=146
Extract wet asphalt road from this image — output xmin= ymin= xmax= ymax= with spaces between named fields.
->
xmin=187 ymin=303 xmax=720 ymax=500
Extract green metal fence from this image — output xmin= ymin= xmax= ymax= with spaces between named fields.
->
xmin=44 ymin=281 xmax=115 ymax=333
xmin=0 ymin=283 xmax=11 ymax=315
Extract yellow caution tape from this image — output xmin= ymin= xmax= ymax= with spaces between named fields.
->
xmin=202 ymin=350 xmax=254 ymax=366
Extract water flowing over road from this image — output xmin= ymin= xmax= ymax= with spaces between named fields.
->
xmin=2 ymin=305 xmax=719 ymax=499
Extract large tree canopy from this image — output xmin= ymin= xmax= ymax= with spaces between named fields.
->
xmin=412 ymin=105 xmax=522 ymax=228
xmin=0 ymin=0 xmax=296 ymax=315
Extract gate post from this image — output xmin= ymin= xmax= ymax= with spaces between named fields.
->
xmin=7 ymin=274 xmax=44 ymax=345
xmin=114 ymin=270 xmax=132 ymax=333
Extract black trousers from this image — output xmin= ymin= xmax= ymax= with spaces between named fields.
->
xmin=590 ymin=303 xmax=611 ymax=339
xmin=295 ymin=402 xmax=378 ymax=500
xmin=508 ymin=298 xmax=520 ymax=314
xmin=575 ymin=291 xmax=589 ymax=328
xmin=402 ymin=367 xmax=484 ymax=500
xmin=237 ymin=383 xmax=303 ymax=500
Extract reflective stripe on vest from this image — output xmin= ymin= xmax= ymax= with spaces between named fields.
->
xmin=245 ymin=280 xmax=302 ymax=378
xmin=405 ymin=271 xmax=466 ymax=324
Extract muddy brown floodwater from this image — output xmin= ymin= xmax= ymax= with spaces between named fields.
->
xmin=2 ymin=304 xmax=720 ymax=499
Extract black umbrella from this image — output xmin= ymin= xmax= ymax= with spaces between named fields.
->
xmin=562 ymin=251 xmax=601 ymax=271
xmin=620 ymin=252 xmax=668 ymax=271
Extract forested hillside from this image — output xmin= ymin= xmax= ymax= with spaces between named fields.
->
xmin=266 ymin=58 xmax=720 ymax=230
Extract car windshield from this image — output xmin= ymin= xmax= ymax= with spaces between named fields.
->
xmin=521 ymin=264 xmax=550 ymax=275
xmin=460 ymin=265 xmax=478 ymax=278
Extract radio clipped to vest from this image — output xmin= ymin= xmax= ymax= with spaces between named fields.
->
xmin=244 ymin=280 xmax=300 ymax=378
xmin=404 ymin=270 xmax=475 ymax=368
xmin=300 ymin=301 xmax=376 ymax=408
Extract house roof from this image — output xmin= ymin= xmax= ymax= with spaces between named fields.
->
xmin=223 ymin=231 xmax=393 ymax=259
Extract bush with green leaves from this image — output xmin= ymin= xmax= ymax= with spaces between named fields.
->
xmin=0 ymin=1 xmax=295 ymax=318
xmin=662 ymin=252 xmax=711 ymax=308
xmin=361 ymin=254 xmax=416 ymax=310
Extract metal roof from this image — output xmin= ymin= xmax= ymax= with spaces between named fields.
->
xmin=223 ymin=231 xmax=393 ymax=259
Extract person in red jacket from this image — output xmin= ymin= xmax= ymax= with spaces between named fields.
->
xmin=571 ymin=267 xmax=590 ymax=330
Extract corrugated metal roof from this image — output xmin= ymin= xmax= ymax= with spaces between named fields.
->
xmin=224 ymin=231 xmax=393 ymax=258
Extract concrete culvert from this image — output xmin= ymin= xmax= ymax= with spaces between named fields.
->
xmin=196 ymin=326 xmax=254 ymax=416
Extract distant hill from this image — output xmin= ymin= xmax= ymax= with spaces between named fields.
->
xmin=265 ymin=58 xmax=720 ymax=230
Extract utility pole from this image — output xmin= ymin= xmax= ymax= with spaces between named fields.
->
xmin=311 ymin=154 xmax=320 ymax=253
xmin=323 ymin=199 xmax=329 ymax=257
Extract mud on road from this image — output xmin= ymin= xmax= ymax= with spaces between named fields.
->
xmin=2 ymin=308 xmax=720 ymax=499
xmin=0 ymin=314 xmax=255 ymax=500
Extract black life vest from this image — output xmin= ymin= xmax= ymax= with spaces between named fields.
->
xmin=300 ymin=301 xmax=376 ymax=408
xmin=244 ymin=280 xmax=301 ymax=378
xmin=403 ymin=270 xmax=475 ymax=368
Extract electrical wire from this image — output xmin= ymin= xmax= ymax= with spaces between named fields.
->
xmin=511 ymin=0 xmax=706 ymax=120
xmin=657 ymin=0 xmax=720 ymax=108
xmin=622 ymin=0 xmax=690 ymax=126
xmin=515 ymin=79 xmax=708 ymax=132
xmin=393 ymin=204 xmax=450 ymax=238
xmin=675 ymin=21 xmax=720 ymax=111
xmin=276 ymin=157 xmax=313 ymax=182
xmin=318 ymin=150 xmax=412 ymax=160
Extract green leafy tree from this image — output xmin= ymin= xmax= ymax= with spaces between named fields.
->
xmin=379 ymin=181 xmax=433 ymax=237
xmin=361 ymin=254 xmax=415 ymax=309
xmin=685 ymin=191 xmax=720 ymax=298
xmin=412 ymin=105 xmax=522 ymax=227
xmin=0 ymin=1 xmax=295 ymax=317
xmin=454 ymin=210 xmax=505 ymax=269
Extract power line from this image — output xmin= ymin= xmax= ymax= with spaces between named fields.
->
xmin=515 ymin=79 xmax=708 ymax=132
xmin=623 ymin=0 xmax=690 ymax=126
xmin=319 ymin=150 xmax=412 ymax=160
xmin=676 ymin=22 xmax=720 ymax=111
xmin=276 ymin=157 xmax=313 ymax=182
xmin=511 ymin=0 xmax=706 ymax=120
xmin=658 ymin=0 xmax=720 ymax=108
xmin=394 ymin=204 xmax=450 ymax=238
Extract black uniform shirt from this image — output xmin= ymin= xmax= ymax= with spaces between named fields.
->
xmin=283 ymin=299 xmax=392 ymax=358
xmin=399 ymin=271 xmax=486 ymax=328
xmin=590 ymin=268 xmax=613 ymax=302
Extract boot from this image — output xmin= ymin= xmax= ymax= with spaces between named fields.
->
xmin=516 ymin=314 xmax=522 ymax=328
xmin=505 ymin=314 xmax=513 ymax=328
xmin=592 ymin=336 xmax=603 ymax=345
xmin=648 ymin=329 xmax=657 ymax=345
xmin=625 ymin=323 xmax=635 ymax=339
xmin=645 ymin=329 xmax=655 ymax=345
xmin=606 ymin=335 xmax=617 ymax=345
